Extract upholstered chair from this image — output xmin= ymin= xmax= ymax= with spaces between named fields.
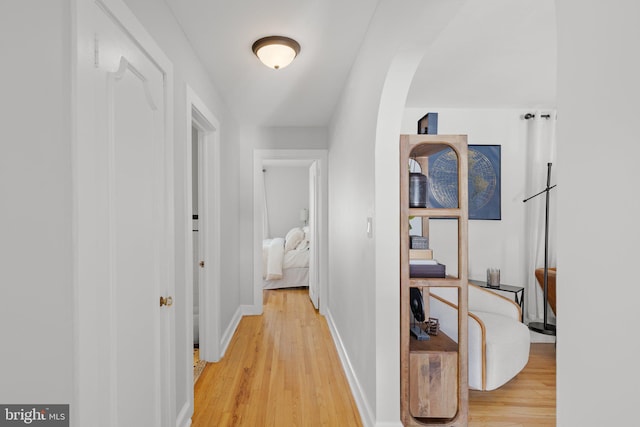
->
xmin=429 ymin=284 xmax=530 ymax=391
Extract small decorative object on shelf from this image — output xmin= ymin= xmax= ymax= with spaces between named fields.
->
xmin=410 ymin=236 xmax=429 ymax=249
xmin=426 ymin=317 xmax=440 ymax=336
xmin=487 ymin=268 xmax=500 ymax=288
xmin=417 ymin=112 xmax=438 ymax=135
xmin=410 ymin=288 xmax=430 ymax=341
xmin=409 ymin=172 xmax=428 ymax=207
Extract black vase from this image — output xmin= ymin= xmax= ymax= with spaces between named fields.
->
xmin=409 ymin=172 xmax=428 ymax=208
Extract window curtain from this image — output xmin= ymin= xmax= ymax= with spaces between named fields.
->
xmin=262 ymin=169 xmax=270 ymax=239
xmin=523 ymin=112 xmax=557 ymax=324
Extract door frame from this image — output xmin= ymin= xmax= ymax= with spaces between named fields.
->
xmin=308 ymin=160 xmax=320 ymax=309
xmin=73 ymin=0 xmax=175 ymax=425
xmin=252 ymin=150 xmax=328 ymax=315
xmin=185 ymin=85 xmax=221 ymax=362
xmin=182 ymin=85 xmax=222 ymax=421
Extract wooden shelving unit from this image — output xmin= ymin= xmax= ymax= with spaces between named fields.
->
xmin=400 ymin=134 xmax=469 ymax=426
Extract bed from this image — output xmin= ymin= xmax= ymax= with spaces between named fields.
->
xmin=262 ymin=226 xmax=310 ymax=289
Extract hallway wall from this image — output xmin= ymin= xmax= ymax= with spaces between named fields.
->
xmin=556 ymin=1 xmax=640 ymax=425
xmin=263 ymin=166 xmax=309 ymax=239
xmin=0 ymin=0 xmax=74 ymax=404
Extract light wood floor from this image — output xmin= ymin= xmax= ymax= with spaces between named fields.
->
xmin=193 ymin=288 xmax=556 ymax=426
xmin=192 ymin=288 xmax=362 ymax=426
xmin=469 ymin=343 xmax=556 ymax=426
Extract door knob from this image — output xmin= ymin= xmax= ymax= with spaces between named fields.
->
xmin=160 ymin=296 xmax=173 ymax=307
xmin=199 ymin=261 xmax=205 ymax=268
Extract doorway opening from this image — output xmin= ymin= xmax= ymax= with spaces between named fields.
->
xmin=253 ymin=150 xmax=328 ymax=315
xmin=191 ymin=125 xmax=206 ymax=382
xmin=183 ymin=85 xmax=222 ymax=425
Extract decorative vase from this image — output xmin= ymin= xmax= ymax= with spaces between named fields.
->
xmin=409 ymin=172 xmax=428 ymax=208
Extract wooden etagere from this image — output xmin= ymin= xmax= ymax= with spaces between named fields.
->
xmin=400 ymin=134 xmax=469 ymax=426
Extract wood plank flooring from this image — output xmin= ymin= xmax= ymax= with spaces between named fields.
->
xmin=469 ymin=343 xmax=556 ymax=427
xmin=193 ymin=288 xmax=556 ymax=426
xmin=192 ymin=288 xmax=362 ymax=427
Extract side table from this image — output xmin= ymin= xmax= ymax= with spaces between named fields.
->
xmin=470 ymin=280 xmax=525 ymax=322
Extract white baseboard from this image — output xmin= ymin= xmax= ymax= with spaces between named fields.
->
xmin=175 ymin=401 xmax=192 ymax=427
xmin=241 ymin=304 xmax=262 ymax=316
xmin=325 ymin=308 xmax=375 ymax=427
xmin=220 ymin=306 xmax=243 ymax=358
xmin=218 ymin=304 xmax=263 ymax=359
xmin=530 ymin=329 xmax=557 ymax=343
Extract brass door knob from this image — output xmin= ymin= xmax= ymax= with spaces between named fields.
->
xmin=160 ymin=296 xmax=173 ymax=307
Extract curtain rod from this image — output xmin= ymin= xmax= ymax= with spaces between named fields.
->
xmin=522 ymin=112 xmax=552 ymax=120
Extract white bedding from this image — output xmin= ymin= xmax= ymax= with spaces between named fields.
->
xmin=263 ymin=238 xmax=285 ymax=280
xmin=263 ymin=267 xmax=309 ymax=290
xmin=262 ymin=226 xmax=310 ymax=288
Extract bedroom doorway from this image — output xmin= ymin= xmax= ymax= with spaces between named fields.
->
xmin=253 ymin=150 xmax=328 ymax=315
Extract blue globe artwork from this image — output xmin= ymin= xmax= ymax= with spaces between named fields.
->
xmin=427 ymin=145 xmax=501 ymax=220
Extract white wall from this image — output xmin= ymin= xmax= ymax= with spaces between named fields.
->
xmin=401 ymin=109 xmax=529 ymax=287
xmin=0 ymin=0 xmax=74 ymax=404
xmin=263 ymin=166 xmax=309 ymax=239
xmin=556 ymin=1 xmax=640 ymax=425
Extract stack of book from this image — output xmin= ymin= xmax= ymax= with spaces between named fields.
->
xmin=409 ymin=246 xmax=446 ymax=278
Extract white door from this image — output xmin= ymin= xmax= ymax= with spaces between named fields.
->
xmin=308 ymin=161 xmax=319 ymax=308
xmin=75 ymin=1 xmax=174 ymax=426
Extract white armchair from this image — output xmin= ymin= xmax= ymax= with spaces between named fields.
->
xmin=429 ymin=284 xmax=530 ymax=391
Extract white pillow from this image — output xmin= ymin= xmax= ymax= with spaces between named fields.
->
xmin=302 ymin=226 xmax=310 ymax=242
xmin=284 ymin=227 xmax=304 ymax=252
xmin=295 ymin=239 xmax=309 ymax=251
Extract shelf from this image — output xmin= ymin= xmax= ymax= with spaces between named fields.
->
xmin=408 ymin=208 xmax=464 ymax=218
xmin=408 ymin=278 xmax=464 ymax=288
xmin=410 ymin=330 xmax=457 ymax=353
xmin=400 ymin=134 xmax=468 ymax=427
xmin=410 ymin=143 xmax=451 ymax=158
xmin=405 ymin=134 xmax=467 ymax=159
xmin=409 ymin=332 xmax=459 ymax=419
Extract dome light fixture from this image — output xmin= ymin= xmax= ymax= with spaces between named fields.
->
xmin=252 ymin=36 xmax=300 ymax=70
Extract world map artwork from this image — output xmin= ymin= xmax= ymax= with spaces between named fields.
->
xmin=427 ymin=145 xmax=501 ymax=220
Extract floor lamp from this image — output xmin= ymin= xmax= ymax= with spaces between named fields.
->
xmin=524 ymin=162 xmax=557 ymax=336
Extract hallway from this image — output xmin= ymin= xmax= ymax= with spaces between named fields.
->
xmin=192 ymin=288 xmax=362 ymax=426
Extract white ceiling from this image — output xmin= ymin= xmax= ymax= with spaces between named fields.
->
xmin=406 ymin=0 xmax=557 ymax=109
xmin=164 ymin=0 xmax=379 ymax=127
xmin=165 ymin=0 xmax=556 ymax=127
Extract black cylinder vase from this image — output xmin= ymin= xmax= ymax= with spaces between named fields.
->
xmin=409 ymin=172 xmax=428 ymax=208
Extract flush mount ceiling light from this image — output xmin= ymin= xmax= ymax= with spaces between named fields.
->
xmin=252 ymin=36 xmax=300 ymax=70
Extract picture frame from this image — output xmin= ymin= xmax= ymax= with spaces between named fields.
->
xmin=427 ymin=144 xmax=501 ymax=220
xmin=417 ymin=112 xmax=438 ymax=135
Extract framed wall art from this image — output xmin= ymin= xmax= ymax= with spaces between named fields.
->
xmin=427 ymin=144 xmax=501 ymax=220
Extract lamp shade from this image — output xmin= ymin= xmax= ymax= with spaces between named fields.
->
xmin=252 ymin=36 xmax=300 ymax=70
